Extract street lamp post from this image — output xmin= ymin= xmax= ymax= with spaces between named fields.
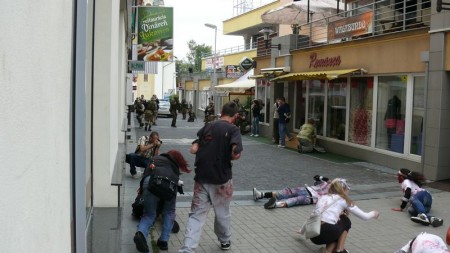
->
xmin=205 ymin=23 xmax=218 ymax=115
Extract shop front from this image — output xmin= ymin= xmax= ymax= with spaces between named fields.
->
xmin=260 ymin=29 xmax=429 ymax=172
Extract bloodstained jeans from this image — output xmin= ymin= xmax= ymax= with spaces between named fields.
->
xmin=274 ymin=187 xmax=312 ymax=207
xmin=179 ymin=180 xmax=233 ymax=253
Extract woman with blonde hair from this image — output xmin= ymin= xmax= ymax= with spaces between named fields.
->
xmin=310 ymin=178 xmax=380 ymax=253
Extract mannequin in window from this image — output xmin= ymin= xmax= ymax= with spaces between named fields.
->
xmin=385 ymin=95 xmax=401 ymax=149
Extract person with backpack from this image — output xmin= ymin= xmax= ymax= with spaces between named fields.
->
xmin=133 ymin=150 xmax=191 ymax=253
xmin=179 ymin=102 xmax=243 ymax=252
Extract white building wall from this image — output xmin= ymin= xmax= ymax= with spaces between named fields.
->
xmin=0 ymin=1 xmax=73 ymax=252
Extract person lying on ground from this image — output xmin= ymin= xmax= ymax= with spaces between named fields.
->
xmin=391 ymin=168 xmax=444 ymax=227
xmin=394 ymin=231 xmax=449 ymax=253
xmin=252 ymin=175 xmax=330 ymax=209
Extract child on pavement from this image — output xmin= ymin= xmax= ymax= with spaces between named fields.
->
xmin=302 ymin=178 xmax=380 ymax=253
xmin=391 ymin=168 xmax=444 ymax=227
xmin=252 ymin=175 xmax=330 ymax=209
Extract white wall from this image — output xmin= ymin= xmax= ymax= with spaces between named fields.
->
xmin=0 ymin=1 xmax=73 ymax=252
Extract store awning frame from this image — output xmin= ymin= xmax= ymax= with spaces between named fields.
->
xmin=215 ymin=69 xmax=255 ymax=93
xmin=270 ymin=68 xmax=367 ymax=82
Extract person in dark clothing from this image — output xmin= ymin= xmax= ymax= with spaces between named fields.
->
xmin=179 ymin=101 xmax=243 ymax=252
xmin=133 ymin=150 xmax=191 ymax=253
xmin=277 ymin=97 xmax=292 ymax=148
xmin=180 ymin=98 xmax=188 ymax=120
xmin=169 ymin=95 xmax=180 ymax=127
xmin=250 ymin=99 xmax=261 ymax=137
xmin=385 ymin=95 xmax=401 ymax=149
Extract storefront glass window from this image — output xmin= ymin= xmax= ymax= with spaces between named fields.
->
xmin=294 ymin=81 xmax=306 ymax=130
xmin=308 ymin=80 xmax=325 ymax=136
xmin=348 ymin=77 xmax=373 ymax=146
xmin=410 ymin=76 xmax=425 ymax=155
xmin=256 ymin=81 xmax=270 ymax=124
xmin=326 ymin=78 xmax=347 ymax=140
xmin=199 ymin=90 xmax=210 ymax=110
xmin=376 ymin=75 xmax=407 ymax=152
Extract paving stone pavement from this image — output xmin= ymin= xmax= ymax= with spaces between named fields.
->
xmin=120 ymin=113 xmax=450 ymax=253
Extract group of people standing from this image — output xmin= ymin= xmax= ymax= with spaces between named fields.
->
xmin=134 ymin=94 xmax=160 ymax=131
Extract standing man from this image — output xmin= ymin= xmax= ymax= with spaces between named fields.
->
xmin=127 ymin=131 xmax=161 ymax=178
xmin=277 ymin=97 xmax=291 ymax=148
xmin=169 ymin=94 xmax=180 ymax=127
xmin=272 ymin=98 xmax=280 ymax=144
xmin=179 ymin=102 xmax=243 ymax=253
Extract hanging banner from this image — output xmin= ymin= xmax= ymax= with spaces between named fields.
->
xmin=137 ymin=6 xmax=173 ymax=62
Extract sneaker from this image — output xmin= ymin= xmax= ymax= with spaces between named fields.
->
xmin=264 ymin=197 xmax=277 ymax=209
xmin=249 ymin=134 xmax=254 ymax=136
xmin=254 ymin=134 xmax=259 ymax=137
xmin=411 ymin=213 xmax=430 ymax=226
xmin=253 ymin=188 xmax=262 ymax=201
xmin=278 ymin=145 xmax=286 ymax=148
xmin=157 ymin=239 xmax=168 ymax=250
xmin=171 ymin=220 xmax=180 ymax=233
xmin=133 ymin=231 xmax=149 ymax=252
xmin=430 ymin=217 xmax=444 ymax=227
xmin=220 ymin=241 xmax=231 ymax=250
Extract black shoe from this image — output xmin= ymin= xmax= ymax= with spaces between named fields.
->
xmin=220 ymin=241 xmax=231 ymax=250
xmin=171 ymin=220 xmax=180 ymax=233
xmin=264 ymin=197 xmax=276 ymax=209
xmin=133 ymin=231 xmax=149 ymax=252
xmin=157 ymin=239 xmax=168 ymax=250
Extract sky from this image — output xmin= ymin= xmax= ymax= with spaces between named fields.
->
xmin=163 ymin=0 xmax=245 ymax=60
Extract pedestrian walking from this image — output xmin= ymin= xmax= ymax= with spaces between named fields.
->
xmin=178 ymin=101 xmax=243 ymax=253
xmin=250 ymin=99 xmax=261 ymax=137
xmin=277 ymin=97 xmax=292 ymax=148
xmin=272 ymin=98 xmax=280 ymax=144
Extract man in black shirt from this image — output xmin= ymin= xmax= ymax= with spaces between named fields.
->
xmin=179 ymin=102 xmax=243 ymax=252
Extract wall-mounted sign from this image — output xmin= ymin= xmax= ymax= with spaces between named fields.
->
xmin=205 ymin=57 xmax=224 ymax=69
xmin=129 ymin=61 xmax=145 ymax=71
xmin=309 ymin=52 xmax=341 ymax=68
xmin=137 ymin=7 xmax=174 ymax=62
xmin=226 ymin=65 xmax=243 ymax=79
xmin=327 ymin=11 xmax=373 ymax=40
xmin=239 ymin=57 xmax=254 ymax=71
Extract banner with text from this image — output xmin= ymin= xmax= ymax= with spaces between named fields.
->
xmin=137 ymin=7 xmax=173 ymax=62
xmin=327 ymin=11 xmax=373 ymax=40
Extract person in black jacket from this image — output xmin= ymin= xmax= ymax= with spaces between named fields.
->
xmin=133 ymin=150 xmax=191 ymax=253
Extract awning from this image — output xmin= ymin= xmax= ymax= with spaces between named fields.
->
xmin=248 ymin=74 xmax=265 ymax=80
xmin=215 ymin=69 xmax=255 ymax=93
xmin=270 ymin=68 xmax=367 ymax=82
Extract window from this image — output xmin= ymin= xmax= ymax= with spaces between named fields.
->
xmin=410 ymin=76 xmax=425 ymax=155
xmin=307 ymin=80 xmax=325 ymax=136
xmin=256 ymin=80 xmax=270 ymax=124
xmin=294 ymin=81 xmax=306 ymax=130
xmin=199 ymin=90 xmax=210 ymax=110
xmin=348 ymin=77 xmax=373 ymax=146
xmin=376 ymin=75 xmax=406 ymax=153
xmin=326 ymin=78 xmax=347 ymax=140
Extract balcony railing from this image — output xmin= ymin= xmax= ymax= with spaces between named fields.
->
xmin=256 ymin=0 xmax=431 ymax=57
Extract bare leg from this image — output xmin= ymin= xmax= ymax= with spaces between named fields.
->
xmin=325 ymin=242 xmax=337 ymax=253
xmin=336 ymin=230 xmax=348 ymax=251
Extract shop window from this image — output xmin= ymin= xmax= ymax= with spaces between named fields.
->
xmin=410 ymin=76 xmax=424 ymax=156
xmin=307 ymin=80 xmax=325 ymax=136
xmin=256 ymin=81 xmax=270 ymax=124
xmin=185 ymin=91 xmax=194 ymax=108
xmin=375 ymin=75 xmax=406 ymax=153
xmin=348 ymin=77 xmax=373 ymax=146
xmin=199 ymin=91 xmax=210 ymax=110
xmin=294 ymin=81 xmax=307 ymax=130
xmin=326 ymin=78 xmax=347 ymax=140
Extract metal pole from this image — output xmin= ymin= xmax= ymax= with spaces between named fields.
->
xmin=213 ymin=27 xmax=218 ymax=115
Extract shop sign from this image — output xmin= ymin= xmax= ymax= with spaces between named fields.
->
xmin=137 ymin=7 xmax=174 ymax=62
xmin=309 ymin=52 xmax=341 ymax=68
xmin=226 ymin=65 xmax=243 ymax=79
xmin=327 ymin=11 xmax=373 ymax=40
xmin=129 ymin=61 xmax=145 ymax=71
xmin=239 ymin=57 xmax=254 ymax=71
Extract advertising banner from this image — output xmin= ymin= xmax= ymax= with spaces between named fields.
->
xmin=226 ymin=65 xmax=243 ymax=79
xmin=137 ymin=7 xmax=173 ymax=62
xmin=327 ymin=11 xmax=373 ymax=40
